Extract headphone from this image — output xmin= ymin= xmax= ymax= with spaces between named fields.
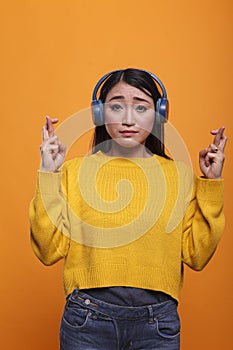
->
xmin=92 ymin=69 xmax=169 ymax=126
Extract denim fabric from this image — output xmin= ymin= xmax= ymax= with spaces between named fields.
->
xmin=81 ymin=287 xmax=173 ymax=306
xmin=60 ymin=289 xmax=180 ymax=350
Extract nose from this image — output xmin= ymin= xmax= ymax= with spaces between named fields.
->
xmin=122 ymin=105 xmax=135 ymax=126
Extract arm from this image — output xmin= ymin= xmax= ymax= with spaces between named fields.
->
xmin=29 ymin=117 xmax=70 ymax=265
xmin=182 ymin=127 xmax=227 ymax=270
xmin=182 ymin=176 xmax=225 ymax=270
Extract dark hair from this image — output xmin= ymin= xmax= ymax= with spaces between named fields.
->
xmin=91 ymin=68 xmax=169 ymax=158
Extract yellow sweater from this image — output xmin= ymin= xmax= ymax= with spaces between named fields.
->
xmin=30 ymin=151 xmax=225 ymax=301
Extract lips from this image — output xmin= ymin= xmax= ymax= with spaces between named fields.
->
xmin=120 ymin=130 xmax=138 ymax=136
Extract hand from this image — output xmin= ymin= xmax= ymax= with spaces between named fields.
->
xmin=199 ymin=126 xmax=227 ymax=179
xmin=40 ymin=116 xmax=66 ymax=172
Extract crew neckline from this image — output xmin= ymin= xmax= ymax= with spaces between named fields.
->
xmin=90 ymin=150 xmax=166 ymax=168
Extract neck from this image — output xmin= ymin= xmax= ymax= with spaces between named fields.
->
xmin=106 ymin=141 xmax=152 ymax=158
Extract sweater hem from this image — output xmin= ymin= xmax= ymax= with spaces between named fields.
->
xmin=63 ymin=265 xmax=182 ymax=302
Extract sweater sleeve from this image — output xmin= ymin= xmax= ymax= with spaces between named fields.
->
xmin=182 ymin=176 xmax=225 ymax=271
xmin=29 ymin=167 xmax=70 ymax=266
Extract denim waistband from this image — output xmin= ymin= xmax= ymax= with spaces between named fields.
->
xmin=68 ymin=288 xmax=178 ymax=321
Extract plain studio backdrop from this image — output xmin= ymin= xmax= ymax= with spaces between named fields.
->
xmin=0 ymin=1 xmax=232 ymax=349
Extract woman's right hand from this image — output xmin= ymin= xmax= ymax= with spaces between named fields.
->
xmin=40 ymin=116 xmax=66 ymax=172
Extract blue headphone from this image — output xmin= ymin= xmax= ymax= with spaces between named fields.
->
xmin=92 ymin=69 xmax=169 ymax=126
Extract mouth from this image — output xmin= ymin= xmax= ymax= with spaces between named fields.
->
xmin=120 ymin=130 xmax=138 ymax=136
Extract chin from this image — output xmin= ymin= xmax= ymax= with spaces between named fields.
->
xmin=117 ymin=140 xmax=140 ymax=148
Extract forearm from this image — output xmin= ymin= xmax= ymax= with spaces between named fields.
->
xmin=29 ymin=171 xmax=70 ymax=265
xmin=182 ymin=177 xmax=225 ymax=270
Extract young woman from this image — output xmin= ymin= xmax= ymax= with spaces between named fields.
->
xmin=30 ymin=68 xmax=227 ymax=350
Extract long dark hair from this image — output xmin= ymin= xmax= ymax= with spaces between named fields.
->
xmin=91 ymin=68 xmax=169 ymax=158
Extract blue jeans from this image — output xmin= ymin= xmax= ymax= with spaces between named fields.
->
xmin=60 ymin=289 xmax=180 ymax=350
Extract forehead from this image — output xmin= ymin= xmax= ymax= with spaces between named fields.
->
xmin=105 ymin=81 xmax=153 ymax=102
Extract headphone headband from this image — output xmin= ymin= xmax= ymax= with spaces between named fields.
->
xmin=92 ymin=70 xmax=123 ymax=102
xmin=92 ymin=69 xmax=168 ymax=126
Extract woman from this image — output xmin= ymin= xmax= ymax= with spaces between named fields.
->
xmin=30 ymin=68 xmax=227 ymax=349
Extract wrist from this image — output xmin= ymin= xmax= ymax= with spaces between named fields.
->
xmin=40 ymin=166 xmax=59 ymax=173
xmin=201 ymin=175 xmax=222 ymax=180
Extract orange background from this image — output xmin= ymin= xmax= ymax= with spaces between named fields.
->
xmin=1 ymin=1 xmax=233 ymax=349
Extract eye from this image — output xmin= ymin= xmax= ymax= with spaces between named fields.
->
xmin=135 ymin=105 xmax=148 ymax=113
xmin=110 ymin=103 xmax=123 ymax=111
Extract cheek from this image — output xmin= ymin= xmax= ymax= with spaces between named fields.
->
xmin=140 ymin=114 xmax=155 ymax=133
xmin=105 ymin=123 xmax=117 ymax=138
xmin=105 ymin=112 xmax=122 ymax=136
xmin=104 ymin=112 xmax=121 ymax=128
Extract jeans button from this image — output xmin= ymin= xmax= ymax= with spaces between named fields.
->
xmin=84 ymin=299 xmax=91 ymax=305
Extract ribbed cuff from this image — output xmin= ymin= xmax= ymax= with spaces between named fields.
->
xmin=36 ymin=170 xmax=62 ymax=194
xmin=197 ymin=177 xmax=224 ymax=202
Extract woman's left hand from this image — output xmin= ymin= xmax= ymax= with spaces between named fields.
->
xmin=199 ymin=126 xmax=227 ymax=179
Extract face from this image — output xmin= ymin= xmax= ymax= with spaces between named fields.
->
xmin=104 ymin=81 xmax=155 ymax=156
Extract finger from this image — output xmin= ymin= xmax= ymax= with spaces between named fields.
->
xmin=206 ymin=152 xmax=218 ymax=161
xmin=201 ymin=152 xmax=218 ymax=168
xmin=208 ymin=143 xmax=219 ymax=153
xmin=210 ymin=126 xmax=225 ymax=135
xmin=52 ymin=145 xmax=59 ymax=160
xmin=48 ymin=144 xmax=59 ymax=152
xmin=218 ymin=133 xmax=227 ymax=152
xmin=42 ymin=116 xmax=58 ymax=141
xmin=58 ymin=141 xmax=66 ymax=156
xmin=40 ymin=143 xmax=59 ymax=156
xmin=211 ymin=126 xmax=225 ymax=146
xmin=199 ymin=148 xmax=208 ymax=158
xmin=42 ymin=124 xmax=49 ymax=142
xmin=46 ymin=116 xmax=59 ymax=137
xmin=41 ymin=135 xmax=59 ymax=149
xmin=46 ymin=116 xmax=54 ymax=137
xmin=41 ymin=137 xmax=59 ymax=149
xmin=46 ymin=135 xmax=59 ymax=145
xmin=199 ymin=148 xmax=210 ymax=167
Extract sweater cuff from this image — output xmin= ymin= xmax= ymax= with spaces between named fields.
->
xmin=196 ymin=177 xmax=224 ymax=202
xmin=36 ymin=170 xmax=62 ymax=194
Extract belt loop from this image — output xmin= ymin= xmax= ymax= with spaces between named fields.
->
xmin=147 ymin=305 xmax=154 ymax=324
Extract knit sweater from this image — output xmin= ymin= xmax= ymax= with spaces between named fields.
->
xmin=29 ymin=151 xmax=225 ymax=301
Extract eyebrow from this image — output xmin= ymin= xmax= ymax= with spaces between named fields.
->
xmin=108 ymin=95 xmax=151 ymax=103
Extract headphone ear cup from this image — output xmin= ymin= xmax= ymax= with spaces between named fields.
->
xmin=153 ymin=99 xmax=166 ymax=149
xmin=156 ymin=98 xmax=168 ymax=123
xmin=92 ymin=100 xmax=104 ymax=126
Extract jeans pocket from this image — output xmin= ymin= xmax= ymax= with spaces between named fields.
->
xmin=62 ymin=300 xmax=91 ymax=329
xmin=156 ymin=308 xmax=180 ymax=339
